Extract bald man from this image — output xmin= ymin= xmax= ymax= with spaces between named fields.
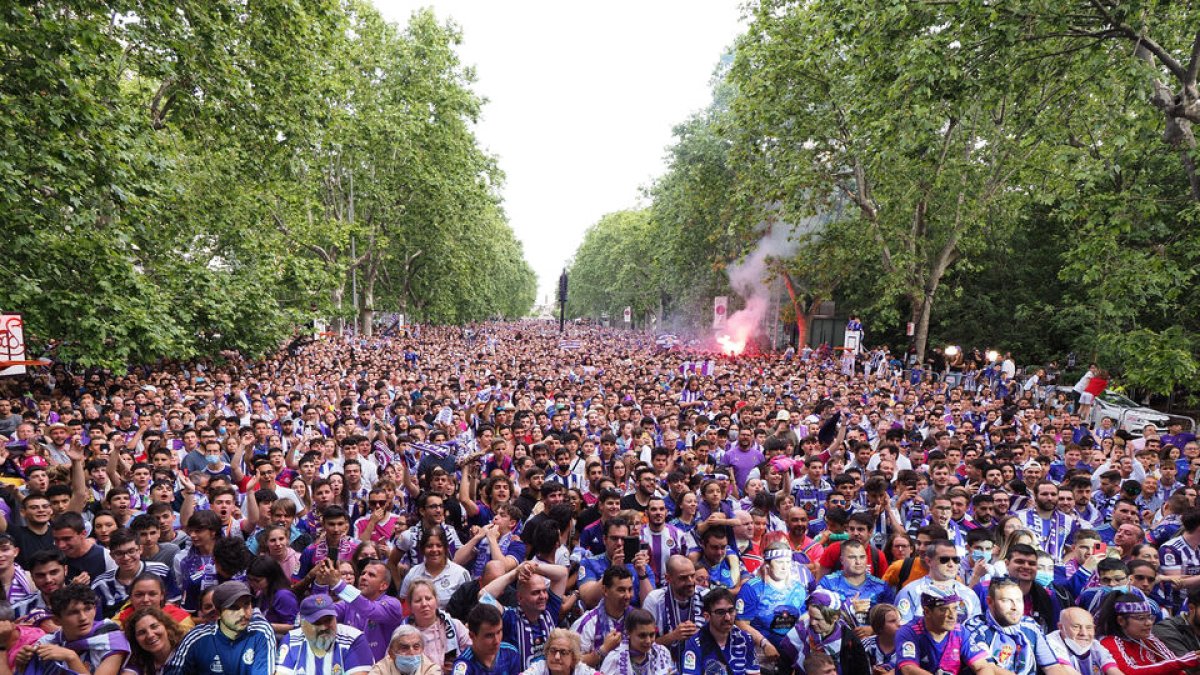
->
xmin=1046 ymin=607 xmax=1121 ymax=675
xmin=642 ymin=555 xmax=705 ymax=662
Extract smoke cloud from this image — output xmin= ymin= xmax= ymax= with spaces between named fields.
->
xmin=716 ymin=217 xmax=815 ymax=354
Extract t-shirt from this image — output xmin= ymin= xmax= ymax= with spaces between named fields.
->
xmin=819 ymin=541 xmax=889 ymax=576
xmin=736 ymin=576 xmax=809 ymax=648
xmin=681 ymin=627 xmax=760 ymax=675
xmin=895 ymin=618 xmax=986 ymax=675
xmin=963 ymin=615 xmax=1066 ymax=675
xmin=451 ymin=644 xmax=523 ymax=675
xmin=10 ymin=525 xmax=53 ymax=569
xmin=67 ymin=542 xmax=115 ymax=580
xmin=276 ymin=624 xmax=374 ymax=675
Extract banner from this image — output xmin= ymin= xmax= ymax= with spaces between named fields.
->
xmin=623 ymin=307 xmax=631 ymax=323
xmin=0 ymin=315 xmax=26 ymax=377
xmin=713 ymin=296 xmax=728 ymax=329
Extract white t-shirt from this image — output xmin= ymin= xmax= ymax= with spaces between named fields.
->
xmin=399 ymin=562 xmax=472 ymax=608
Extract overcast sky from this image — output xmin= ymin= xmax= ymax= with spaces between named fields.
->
xmin=374 ymin=1 xmax=746 ymax=302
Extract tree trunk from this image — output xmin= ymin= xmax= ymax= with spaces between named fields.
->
xmin=332 ymin=284 xmax=346 ymax=336
xmin=912 ymin=287 xmax=936 ymax=364
xmin=361 ymin=259 xmax=378 ymax=338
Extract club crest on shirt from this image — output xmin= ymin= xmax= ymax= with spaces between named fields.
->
xmin=997 ymin=644 xmax=1014 ymax=664
xmin=243 ymin=648 xmax=255 ymax=665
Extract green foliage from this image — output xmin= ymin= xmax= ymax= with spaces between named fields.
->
xmin=0 ymin=1 xmax=534 ymax=368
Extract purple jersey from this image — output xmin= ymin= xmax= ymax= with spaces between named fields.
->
xmin=895 ymin=618 xmax=986 ymax=675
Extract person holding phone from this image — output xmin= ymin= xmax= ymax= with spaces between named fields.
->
xmin=577 ymin=517 xmax=655 ymax=608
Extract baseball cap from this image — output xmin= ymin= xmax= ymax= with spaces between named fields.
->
xmin=776 ymin=410 xmax=791 ymax=422
xmin=299 ymin=594 xmax=338 ymax=623
xmin=212 ymin=581 xmax=252 ymax=610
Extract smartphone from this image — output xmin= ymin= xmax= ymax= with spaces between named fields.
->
xmin=1095 ymin=542 xmax=1108 ymax=555
xmin=622 ymin=536 xmax=641 ymax=561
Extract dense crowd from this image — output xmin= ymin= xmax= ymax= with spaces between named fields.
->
xmin=0 ymin=320 xmax=1197 ymax=675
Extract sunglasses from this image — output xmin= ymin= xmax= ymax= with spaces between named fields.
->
xmin=369 ymin=501 xmax=388 ymax=508
xmin=938 ymin=556 xmax=962 ymax=564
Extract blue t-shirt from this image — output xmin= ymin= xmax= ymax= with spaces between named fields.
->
xmin=682 ymin=627 xmax=760 ymax=675
xmin=452 ymin=644 xmax=523 ymax=675
xmin=962 ymin=615 xmax=1065 ymax=675
xmin=816 ymin=572 xmax=895 ymax=624
xmin=578 ymin=556 xmax=656 ymax=605
xmin=736 ymin=577 xmax=808 ymax=648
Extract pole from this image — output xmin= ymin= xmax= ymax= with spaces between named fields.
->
xmin=558 ymin=270 xmax=568 ymax=333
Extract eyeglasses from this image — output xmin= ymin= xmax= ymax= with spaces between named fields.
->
xmin=938 ymin=556 xmax=962 ymax=564
xmin=113 ymin=548 xmax=141 ymax=559
xmin=708 ymin=607 xmax=736 ymax=617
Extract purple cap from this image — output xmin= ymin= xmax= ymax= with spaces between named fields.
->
xmin=299 ymin=593 xmax=338 ymax=623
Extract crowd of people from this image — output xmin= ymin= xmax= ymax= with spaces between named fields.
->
xmin=0 ymin=320 xmax=1196 ymax=675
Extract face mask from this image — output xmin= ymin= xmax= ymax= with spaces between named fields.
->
xmin=394 ymin=655 xmax=422 ymax=674
xmin=971 ymin=550 xmax=992 ymax=563
xmin=727 ymin=430 xmax=739 ymax=441
xmin=1035 ymin=570 xmax=1054 ymax=587
xmin=1108 ymin=585 xmax=1129 ymax=594
xmin=205 ymin=454 xmax=221 ymax=465
xmin=1065 ymin=638 xmax=1092 ymax=655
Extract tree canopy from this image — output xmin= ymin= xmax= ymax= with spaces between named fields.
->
xmin=1 ymin=1 xmax=535 ymax=368
xmin=567 ymin=1 xmax=1200 ymax=397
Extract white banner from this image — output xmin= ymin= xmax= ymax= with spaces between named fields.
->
xmin=623 ymin=307 xmax=631 ymax=323
xmin=0 ymin=315 xmax=27 ymax=377
xmin=713 ymin=296 xmax=728 ymax=328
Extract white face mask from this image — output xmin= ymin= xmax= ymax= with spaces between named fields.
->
xmin=1064 ymin=637 xmax=1092 ymax=655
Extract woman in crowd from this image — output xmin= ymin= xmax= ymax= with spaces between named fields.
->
xmin=92 ymin=511 xmax=119 ymax=549
xmin=397 ymin=527 xmax=471 ymax=608
xmin=670 ymin=491 xmax=700 ymax=533
xmin=245 ymin=556 xmax=299 ymax=636
xmin=519 ymin=628 xmax=596 ymax=675
xmin=1098 ymin=591 xmax=1200 ymax=675
xmin=405 ymin=579 xmax=471 ymax=670
xmin=861 ymin=603 xmax=900 ymax=673
xmin=369 ymin=625 xmax=440 ymax=675
xmin=261 ymin=525 xmax=301 ymax=579
xmin=121 ymin=606 xmax=186 ymax=675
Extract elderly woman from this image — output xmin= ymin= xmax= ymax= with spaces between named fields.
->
xmin=369 ymin=624 xmax=440 ymax=675
xmin=519 ymin=629 xmax=597 ymax=675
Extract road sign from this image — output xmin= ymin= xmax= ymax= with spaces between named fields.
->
xmin=623 ymin=307 xmax=631 ymax=323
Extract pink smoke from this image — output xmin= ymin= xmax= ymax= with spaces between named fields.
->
xmin=716 ymin=220 xmax=804 ymax=354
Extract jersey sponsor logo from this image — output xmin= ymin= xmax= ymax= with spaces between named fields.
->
xmin=684 ymin=651 xmax=697 ymax=670
xmin=897 ymin=598 xmax=910 ymax=614
xmin=902 ymin=642 xmax=916 ymax=658
xmin=212 ymin=656 xmax=224 ymax=673
xmin=735 ymin=599 xmax=744 ymax=613
xmin=1164 ymin=552 xmax=1178 ymax=565
xmin=454 ymin=662 xmax=468 ymax=675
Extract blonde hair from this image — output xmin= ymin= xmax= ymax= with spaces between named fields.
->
xmin=546 ymin=628 xmax=582 ymax=663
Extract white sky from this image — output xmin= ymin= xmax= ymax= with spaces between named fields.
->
xmin=374 ymin=1 xmax=746 ymax=302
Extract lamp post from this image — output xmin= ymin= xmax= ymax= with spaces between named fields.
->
xmin=558 ymin=270 xmax=568 ymax=334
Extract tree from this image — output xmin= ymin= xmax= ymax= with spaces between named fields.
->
xmin=728 ymin=0 xmax=1088 ymax=361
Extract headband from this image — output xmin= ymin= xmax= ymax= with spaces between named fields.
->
xmin=764 ymin=548 xmax=792 ymax=561
xmin=1115 ymin=601 xmax=1153 ymax=615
